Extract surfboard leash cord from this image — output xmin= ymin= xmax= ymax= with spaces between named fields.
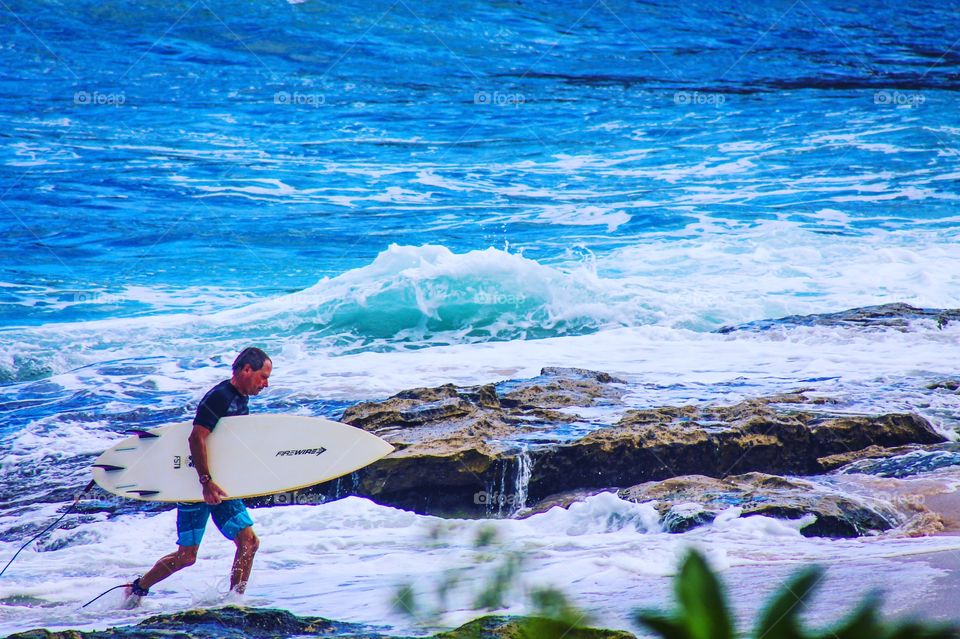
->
xmin=0 ymin=479 xmax=96 ymax=579
xmin=80 ymin=582 xmax=133 ymax=609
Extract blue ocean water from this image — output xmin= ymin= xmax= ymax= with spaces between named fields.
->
xmin=2 ymin=0 xmax=960 ymax=634
xmin=3 ymin=0 xmax=959 ymax=322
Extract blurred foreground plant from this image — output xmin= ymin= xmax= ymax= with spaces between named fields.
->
xmin=635 ymin=550 xmax=959 ymax=639
xmin=393 ymin=526 xmax=596 ymax=637
xmin=395 ymin=527 xmax=959 ymax=639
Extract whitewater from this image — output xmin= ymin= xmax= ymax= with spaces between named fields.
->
xmin=2 ymin=0 xmax=960 ymax=636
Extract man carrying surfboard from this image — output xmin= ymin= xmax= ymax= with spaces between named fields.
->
xmin=124 ymin=347 xmax=272 ymax=607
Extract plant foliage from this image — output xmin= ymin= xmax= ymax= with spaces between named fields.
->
xmin=635 ymin=551 xmax=960 ymax=639
xmin=395 ymin=527 xmax=959 ymax=639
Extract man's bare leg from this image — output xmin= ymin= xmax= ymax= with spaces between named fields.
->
xmin=229 ymin=527 xmax=259 ymax=594
xmin=138 ymin=545 xmax=200 ymax=590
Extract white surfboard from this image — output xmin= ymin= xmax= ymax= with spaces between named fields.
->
xmin=91 ymin=414 xmax=394 ymax=502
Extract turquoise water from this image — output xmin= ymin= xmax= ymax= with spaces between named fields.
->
xmin=2 ymin=0 xmax=959 ymax=373
xmin=3 ymin=0 xmax=959 ymax=326
xmin=2 ymin=0 xmax=960 ymax=634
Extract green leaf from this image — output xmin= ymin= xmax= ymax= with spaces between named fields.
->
xmin=519 ymin=617 xmax=586 ymax=639
xmin=472 ymin=554 xmax=521 ymax=610
xmin=474 ymin=526 xmax=498 ymax=548
xmin=675 ymin=551 xmax=734 ymax=639
xmin=883 ymin=621 xmax=960 ymax=639
xmin=817 ymin=592 xmax=884 ymax=639
xmin=753 ymin=566 xmax=823 ymax=639
xmin=435 ymin=568 xmax=463 ymax=613
xmin=635 ymin=611 xmax=693 ymax=639
xmin=393 ymin=584 xmax=417 ymax=618
xmin=808 ymin=588 xmax=960 ymax=639
xmin=529 ymin=586 xmax=590 ymax=627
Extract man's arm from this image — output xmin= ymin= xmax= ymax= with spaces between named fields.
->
xmin=188 ymin=424 xmax=228 ymax=505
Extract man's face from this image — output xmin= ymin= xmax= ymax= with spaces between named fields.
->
xmin=237 ymin=360 xmax=272 ymax=396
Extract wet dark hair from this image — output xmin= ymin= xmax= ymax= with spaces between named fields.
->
xmin=232 ymin=347 xmax=271 ymax=374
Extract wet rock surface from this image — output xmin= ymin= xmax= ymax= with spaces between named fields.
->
xmin=817 ymin=444 xmax=921 ymax=472
xmin=526 ymin=395 xmax=943 ymax=503
xmin=282 ymin=367 xmax=627 ymax=515
xmin=618 ymin=473 xmax=902 ymax=538
xmin=7 ymin=608 xmax=635 ymax=639
xmin=434 ymin=615 xmax=636 ymax=638
xmin=927 ymin=379 xmax=960 ymax=392
xmin=7 ymin=606 xmax=398 ymax=639
xmin=275 ymin=368 xmax=948 ymax=522
xmin=835 ymin=443 xmax=960 ymax=478
xmin=716 ymin=302 xmax=960 ymax=333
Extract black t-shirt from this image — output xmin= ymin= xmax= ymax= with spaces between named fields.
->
xmin=194 ymin=380 xmax=249 ymax=431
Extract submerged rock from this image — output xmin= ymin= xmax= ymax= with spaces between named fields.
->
xmin=617 ymin=473 xmax=902 ymax=538
xmin=527 ymin=395 xmax=944 ymax=502
xmin=835 ymin=443 xmax=960 ymax=478
xmin=926 ymin=379 xmax=960 ymax=392
xmin=817 ymin=444 xmax=919 ymax=472
xmin=7 ymin=606 xmax=397 ymax=639
xmin=658 ymin=502 xmax=717 ymax=533
xmin=6 ymin=608 xmax=634 ymax=639
xmin=717 ymin=302 xmax=960 ymax=333
xmin=435 ymin=615 xmax=635 ymax=638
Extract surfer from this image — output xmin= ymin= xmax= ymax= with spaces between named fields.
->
xmin=124 ymin=347 xmax=272 ymax=607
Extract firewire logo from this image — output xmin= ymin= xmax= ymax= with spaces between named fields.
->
xmin=276 ymin=447 xmax=327 ymax=457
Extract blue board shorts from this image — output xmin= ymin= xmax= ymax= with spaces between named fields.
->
xmin=176 ymin=500 xmax=254 ymax=547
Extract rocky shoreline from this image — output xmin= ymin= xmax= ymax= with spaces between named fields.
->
xmin=254 ymin=361 xmax=953 ymax=538
xmin=11 ymin=304 xmax=960 ymax=639
xmin=273 ymin=301 xmax=959 ymax=533
xmin=7 ymin=606 xmax=635 ymax=639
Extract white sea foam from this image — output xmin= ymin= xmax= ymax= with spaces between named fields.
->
xmin=295 ymin=316 xmax=958 ymax=440
xmin=2 ymin=417 xmax=119 ymax=468
xmin=1 ymin=236 xmax=957 ymax=432
xmin=535 ymin=204 xmax=631 ymax=232
xmin=1 ymin=494 xmax=957 ymax=636
xmin=0 ymin=283 xmax=255 ymax=316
